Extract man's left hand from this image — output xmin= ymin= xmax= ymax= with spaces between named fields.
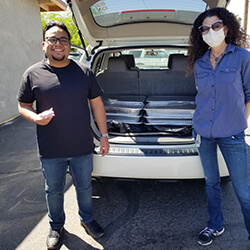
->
xmin=100 ymin=137 xmax=109 ymax=156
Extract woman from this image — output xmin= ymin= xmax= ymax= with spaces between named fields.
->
xmin=187 ymin=7 xmax=250 ymax=246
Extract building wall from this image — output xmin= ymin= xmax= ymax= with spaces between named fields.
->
xmin=0 ymin=0 xmax=44 ymax=123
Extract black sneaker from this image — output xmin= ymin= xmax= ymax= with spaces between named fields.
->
xmin=197 ymin=227 xmax=225 ymax=246
xmin=46 ymin=227 xmax=64 ymax=249
xmin=81 ymin=219 xmax=104 ymax=239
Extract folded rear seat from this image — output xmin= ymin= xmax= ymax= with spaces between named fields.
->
xmin=96 ymin=57 xmax=139 ymax=95
xmin=96 ymin=56 xmax=145 ymax=124
xmin=141 ymin=54 xmax=196 ymax=126
xmin=119 ymin=54 xmax=139 ymax=70
xmin=139 ymin=53 xmax=196 ymax=96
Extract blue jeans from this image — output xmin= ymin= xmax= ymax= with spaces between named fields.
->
xmin=40 ymin=154 xmax=94 ymax=230
xmin=193 ymin=130 xmax=250 ymax=237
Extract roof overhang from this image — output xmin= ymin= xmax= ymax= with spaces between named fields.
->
xmin=39 ymin=0 xmax=67 ymax=12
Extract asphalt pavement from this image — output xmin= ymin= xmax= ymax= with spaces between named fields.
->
xmin=1 ymin=117 xmax=250 ymax=250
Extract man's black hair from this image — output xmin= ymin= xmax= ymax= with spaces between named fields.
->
xmin=43 ymin=21 xmax=71 ymax=40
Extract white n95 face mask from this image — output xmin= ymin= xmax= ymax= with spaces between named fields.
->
xmin=202 ymin=28 xmax=225 ymax=48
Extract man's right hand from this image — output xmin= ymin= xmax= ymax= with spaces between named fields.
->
xmin=18 ymin=102 xmax=55 ymax=126
xmin=36 ymin=108 xmax=55 ymax=126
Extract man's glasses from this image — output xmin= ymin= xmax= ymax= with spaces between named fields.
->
xmin=198 ymin=20 xmax=224 ymax=35
xmin=45 ymin=36 xmax=70 ymax=46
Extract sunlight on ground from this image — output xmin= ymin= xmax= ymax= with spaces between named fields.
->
xmin=16 ymin=185 xmax=104 ymax=250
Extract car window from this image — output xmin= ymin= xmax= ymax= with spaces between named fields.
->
xmin=122 ymin=48 xmax=187 ymax=69
xmin=144 ymin=50 xmax=167 ymax=58
xmin=90 ymin=0 xmax=207 ymax=27
xmin=68 ymin=52 xmax=82 ymax=61
xmin=128 ymin=50 xmax=143 ymax=58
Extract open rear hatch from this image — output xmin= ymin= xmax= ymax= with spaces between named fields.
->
xmin=69 ymin=0 xmax=229 ymax=49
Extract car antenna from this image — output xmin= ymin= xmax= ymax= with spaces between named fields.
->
xmin=67 ymin=0 xmax=91 ymax=61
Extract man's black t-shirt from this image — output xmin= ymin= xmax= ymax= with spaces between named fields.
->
xmin=17 ymin=59 xmax=103 ymax=158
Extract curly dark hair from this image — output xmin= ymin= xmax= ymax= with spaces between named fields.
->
xmin=43 ymin=20 xmax=71 ymax=41
xmin=186 ymin=7 xmax=248 ymax=76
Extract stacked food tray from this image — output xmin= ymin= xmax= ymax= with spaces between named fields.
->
xmin=144 ymin=96 xmax=196 ymax=126
xmin=102 ymin=95 xmax=146 ymax=124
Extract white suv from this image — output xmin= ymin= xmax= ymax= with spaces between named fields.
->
xmin=69 ymin=0 xmax=229 ymax=179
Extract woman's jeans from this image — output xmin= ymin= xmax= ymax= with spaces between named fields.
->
xmin=193 ymin=130 xmax=250 ymax=237
xmin=40 ymin=154 xmax=94 ymax=231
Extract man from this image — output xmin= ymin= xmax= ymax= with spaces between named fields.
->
xmin=17 ymin=21 xmax=109 ymax=249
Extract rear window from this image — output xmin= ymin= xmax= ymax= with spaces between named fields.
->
xmin=122 ymin=48 xmax=187 ymax=69
xmin=90 ymin=0 xmax=207 ymax=27
xmin=129 ymin=50 xmax=143 ymax=58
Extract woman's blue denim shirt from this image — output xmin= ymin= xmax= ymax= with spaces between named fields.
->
xmin=193 ymin=43 xmax=250 ymax=138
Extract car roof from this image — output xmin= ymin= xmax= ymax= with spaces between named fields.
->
xmin=72 ymin=0 xmax=230 ymax=47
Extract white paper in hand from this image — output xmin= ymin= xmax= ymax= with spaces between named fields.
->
xmin=40 ymin=108 xmax=55 ymax=118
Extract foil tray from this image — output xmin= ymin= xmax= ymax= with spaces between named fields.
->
xmin=102 ymin=95 xmax=146 ymax=108
xmin=144 ymin=102 xmax=196 ymax=109
xmin=106 ymin=113 xmax=142 ymax=124
xmin=105 ymin=107 xmax=142 ymax=115
xmin=145 ymin=109 xmax=194 ymax=118
xmin=144 ymin=119 xmax=193 ymax=126
xmin=146 ymin=95 xmax=195 ymax=103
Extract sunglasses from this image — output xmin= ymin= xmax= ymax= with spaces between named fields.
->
xmin=198 ymin=20 xmax=224 ymax=35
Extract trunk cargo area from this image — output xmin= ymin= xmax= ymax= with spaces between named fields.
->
xmin=95 ymin=53 xmax=197 ymax=144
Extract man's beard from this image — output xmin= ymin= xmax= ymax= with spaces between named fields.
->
xmin=52 ymin=55 xmax=65 ymax=61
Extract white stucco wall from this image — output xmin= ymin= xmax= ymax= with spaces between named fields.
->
xmin=0 ymin=0 xmax=44 ymax=123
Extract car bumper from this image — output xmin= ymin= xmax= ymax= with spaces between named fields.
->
xmin=92 ymin=150 xmax=229 ymax=179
